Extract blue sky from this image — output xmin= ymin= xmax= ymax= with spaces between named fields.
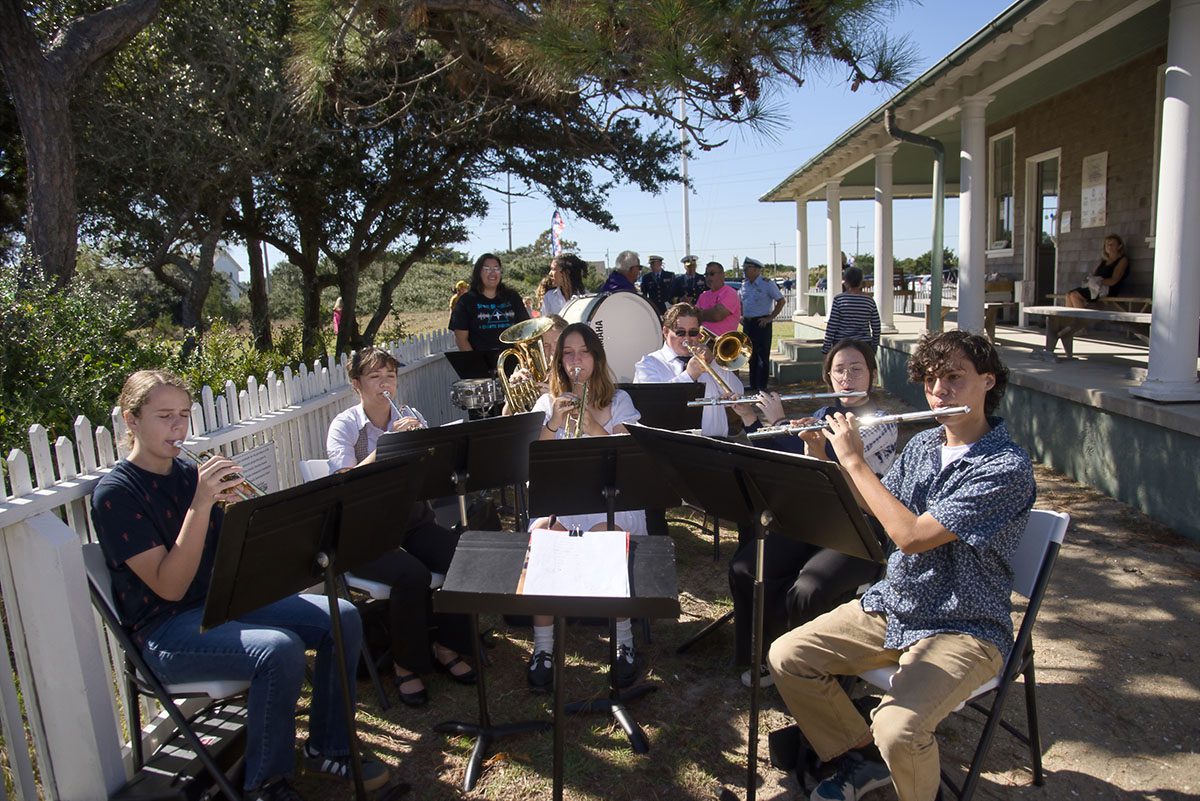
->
xmin=460 ymin=0 xmax=1014 ymax=271
xmin=243 ymin=1 xmax=1014 ymax=277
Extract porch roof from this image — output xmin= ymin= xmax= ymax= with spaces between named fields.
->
xmin=760 ymin=0 xmax=1169 ymax=203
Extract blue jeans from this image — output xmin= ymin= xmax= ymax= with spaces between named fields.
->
xmin=141 ymin=594 xmax=363 ymax=789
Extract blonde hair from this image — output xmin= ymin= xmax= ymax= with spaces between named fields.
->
xmin=117 ymin=370 xmax=191 ymax=448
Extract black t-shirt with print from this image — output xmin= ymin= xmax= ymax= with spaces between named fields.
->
xmin=448 ymin=289 xmax=531 ymax=352
xmin=91 ymin=458 xmax=221 ymax=645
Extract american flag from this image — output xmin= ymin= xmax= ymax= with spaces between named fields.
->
xmin=551 ymin=210 xmax=565 ymax=256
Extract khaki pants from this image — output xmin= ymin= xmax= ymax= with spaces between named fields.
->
xmin=767 ymin=600 xmax=1002 ymax=801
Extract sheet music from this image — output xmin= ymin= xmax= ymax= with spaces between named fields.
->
xmin=520 ymin=529 xmax=630 ymax=597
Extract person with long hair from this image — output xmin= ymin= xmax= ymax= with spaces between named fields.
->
xmin=449 ymin=253 xmax=530 ymax=352
xmin=326 ymin=348 xmax=476 ymax=707
xmin=1066 ymin=233 xmax=1129 ymax=307
xmin=728 ymin=339 xmax=897 ymax=687
xmin=92 ymin=371 xmax=390 ymax=801
xmin=541 ymin=254 xmax=587 ymax=317
xmin=526 ymin=322 xmax=644 ymax=690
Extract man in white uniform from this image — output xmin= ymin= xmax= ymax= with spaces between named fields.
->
xmin=634 ymin=302 xmax=743 ymax=437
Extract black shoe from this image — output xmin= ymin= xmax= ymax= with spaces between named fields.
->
xmin=433 ymin=654 xmax=478 ymax=685
xmin=244 ymin=778 xmax=305 ymax=801
xmin=615 ymin=643 xmax=638 ymax=688
xmin=303 ymin=742 xmax=391 ymax=792
xmin=527 ymin=650 xmax=553 ymax=690
xmin=392 ymin=672 xmax=428 ymax=707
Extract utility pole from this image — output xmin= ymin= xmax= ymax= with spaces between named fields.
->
xmin=769 ymin=241 xmax=779 ymax=273
xmin=850 ymin=223 xmax=865 ymax=261
xmin=679 ymin=95 xmax=691 ymax=258
xmin=504 ymin=174 xmax=513 ymax=251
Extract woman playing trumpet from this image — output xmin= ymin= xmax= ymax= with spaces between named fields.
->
xmin=325 ymin=347 xmax=476 ymax=707
xmin=726 ymin=339 xmax=897 ymax=687
xmin=527 ymin=322 xmax=645 ymax=690
xmin=92 ymin=370 xmax=390 ymax=799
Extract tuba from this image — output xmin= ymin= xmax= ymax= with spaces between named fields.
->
xmin=497 ymin=317 xmax=555 ymax=413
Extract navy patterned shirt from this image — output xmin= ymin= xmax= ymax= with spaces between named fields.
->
xmin=860 ymin=418 xmax=1035 ymax=658
xmin=91 ymin=459 xmax=221 ymax=645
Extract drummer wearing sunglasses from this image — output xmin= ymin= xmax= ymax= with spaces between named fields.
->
xmin=633 ymin=303 xmax=743 ymax=438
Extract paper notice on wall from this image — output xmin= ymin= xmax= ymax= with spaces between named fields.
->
xmin=1081 ymin=152 xmax=1107 ymax=229
xmin=520 ymin=529 xmax=630 ymax=597
xmin=1060 ymin=210 xmax=1072 ymax=233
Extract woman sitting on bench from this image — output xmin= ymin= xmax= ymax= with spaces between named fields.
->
xmin=1066 ymin=234 xmax=1129 ymax=307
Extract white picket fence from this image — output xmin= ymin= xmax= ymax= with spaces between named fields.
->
xmin=0 ymin=330 xmax=458 ymax=801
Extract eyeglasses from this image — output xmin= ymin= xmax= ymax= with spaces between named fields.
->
xmin=481 ymin=265 xmax=502 ymax=273
xmin=671 ymin=328 xmax=702 ymax=338
xmin=830 ymin=366 xmax=868 ymax=379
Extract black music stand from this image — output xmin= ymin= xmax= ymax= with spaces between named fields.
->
xmin=526 ymin=435 xmax=682 ymax=752
xmin=376 ymin=412 xmax=544 ymax=529
xmin=204 ymin=452 xmax=429 ymax=801
xmin=618 ymin=382 xmax=704 ymax=430
xmin=435 ymin=530 xmax=680 ymax=801
xmin=625 ymin=424 xmax=884 ymax=801
xmin=444 ymin=349 xmax=499 ymax=379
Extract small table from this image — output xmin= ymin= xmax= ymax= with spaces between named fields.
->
xmin=434 ymin=531 xmax=680 ymax=800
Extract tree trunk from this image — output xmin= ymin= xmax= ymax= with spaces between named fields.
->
xmin=240 ymin=185 xmax=273 ymax=350
xmin=0 ymin=0 xmax=162 ymax=286
xmin=335 ymin=259 xmax=361 ymax=354
xmin=180 ymin=226 xmax=220 ymax=331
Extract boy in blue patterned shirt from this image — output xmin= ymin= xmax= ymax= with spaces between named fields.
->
xmin=767 ymin=331 xmax=1036 ymax=801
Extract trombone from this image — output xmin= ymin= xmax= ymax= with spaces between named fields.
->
xmin=745 ymin=406 xmax=972 ymax=440
xmin=687 ymin=390 xmax=867 ymax=408
xmin=681 ymin=327 xmax=752 ymax=396
xmin=497 ymin=317 xmax=555 ymax=413
xmin=172 ymin=441 xmax=268 ymax=500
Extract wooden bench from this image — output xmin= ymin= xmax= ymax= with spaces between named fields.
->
xmin=925 ymin=281 xmax=1017 ymax=340
xmin=1047 ymin=294 xmax=1153 ymax=313
xmin=1023 ymin=305 xmax=1152 ymax=358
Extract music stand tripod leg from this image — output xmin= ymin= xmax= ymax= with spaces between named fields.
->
xmin=675 ymin=608 xmax=735 ymax=655
xmin=317 ymin=550 xmax=368 ymax=801
xmin=563 ymin=619 xmax=654 ymax=753
xmin=435 ymin=614 xmax=550 ymax=791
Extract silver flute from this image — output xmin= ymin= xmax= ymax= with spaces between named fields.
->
xmin=686 ymin=390 xmax=868 ymax=408
xmin=382 ymin=390 xmax=426 ymax=429
xmin=745 ymin=405 xmax=973 ymax=440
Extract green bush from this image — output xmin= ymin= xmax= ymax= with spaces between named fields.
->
xmin=0 ymin=266 xmax=174 ymax=455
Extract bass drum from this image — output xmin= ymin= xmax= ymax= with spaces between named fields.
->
xmin=559 ymin=292 xmax=663 ymax=383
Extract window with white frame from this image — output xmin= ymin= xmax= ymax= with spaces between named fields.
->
xmin=988 ymin=130 xmax=1015 ymax=251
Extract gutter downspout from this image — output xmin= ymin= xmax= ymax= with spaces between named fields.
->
xmin=885 ymin=108 xmax=944 ymax=331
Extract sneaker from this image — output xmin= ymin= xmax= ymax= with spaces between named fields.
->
xmin=615 ymin=643 xmax=638 ymax=688
xmin=527 ymin=650 xmax=553 ymax=690
xmin=302 ymin=742 xmax=390 ymax=792
xmin=244 ymin=778 xmax=305 ymax=801
xmin=741 ymin=663 xmax=774 ymax=688
xmin=810 ymin=748 xmax=891 ymax=801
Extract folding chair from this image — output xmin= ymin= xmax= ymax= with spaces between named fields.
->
xmin=858 ymin=509 xmax=1069 ymax=801
xmin=82 ymin=543 xmax=247 ymax=801
xmin=298 ymin=458 xmax=447 ymax=709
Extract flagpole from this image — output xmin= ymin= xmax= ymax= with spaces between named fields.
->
xmin=680 ymin=95 xmax=691 ymax=259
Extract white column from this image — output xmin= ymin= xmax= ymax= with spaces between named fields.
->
xmin=826 ymin=180 xmax=842 ymax=315
xmin=957 ymin=95 xmax=992 ymax=333
xmin=795 ymin=198 xmax=809 ymax=316
xmin=1133 ymin=0 xmax=1200 ymax=402
xmin=875 ymin=147 xmax=897 ymax=332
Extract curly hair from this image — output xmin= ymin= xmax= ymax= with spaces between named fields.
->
xmin=907 ymin=331 xmax=1008 ymax=414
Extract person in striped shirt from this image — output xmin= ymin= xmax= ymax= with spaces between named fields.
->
xmin=822 ymin=266 xmax=881 ymax=354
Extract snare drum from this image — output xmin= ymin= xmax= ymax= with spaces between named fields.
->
xmin=559 ymin=292 xmax=664 ymax=382
xmin=451 ymin=378 xmax=501 ymax=410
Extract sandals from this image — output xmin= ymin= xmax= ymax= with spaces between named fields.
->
xmin=392 ymin=672 xmax=428 ymax=707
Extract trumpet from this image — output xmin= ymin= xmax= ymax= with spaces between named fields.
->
xmin=172 ymin=441 xmax=268 ymax=500
xmin=687 ymin=390 xmax=867 ymax=408
xmin=497 ymin=317 xmax=555 ymax=413
xmin=745 ymin=406 xmax=972 ymax=440
xmin=567 ymin=366 xmax=588 ymax=438
xmin=681 ymin=327 xmax=753 ymax=396
xmin=382 ymin=390 xmax=426 ymax=430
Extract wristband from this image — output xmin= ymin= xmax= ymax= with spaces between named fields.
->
xmin=545 ymin=422 xmax=560 ymax=434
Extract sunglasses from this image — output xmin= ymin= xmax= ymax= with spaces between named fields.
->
xmin=672 ymin=328 xmax=702 ymax=338
xmin=705 ymin=272 xmax=719 ymax=277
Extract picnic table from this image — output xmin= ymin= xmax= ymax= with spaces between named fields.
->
xmin=1023 ymin=305 xmax=1153 ymax=358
